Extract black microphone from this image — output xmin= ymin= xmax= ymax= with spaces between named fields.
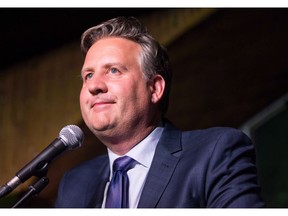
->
xmin=0 ymin=125 xmax=84 ymax=198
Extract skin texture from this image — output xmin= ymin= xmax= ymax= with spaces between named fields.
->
xmin=80 ymin=37 xmax=165 ymax=155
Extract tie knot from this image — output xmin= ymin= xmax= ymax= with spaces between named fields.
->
xmin=113 ymin=156 xmax=136 ymax=173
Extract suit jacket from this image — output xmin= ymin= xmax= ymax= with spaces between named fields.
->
xmin=55 ymin=120 xmax=265 ymax=208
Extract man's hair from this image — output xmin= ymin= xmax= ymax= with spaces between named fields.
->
xmin=81 ymin=16 xmax=172 ymax=115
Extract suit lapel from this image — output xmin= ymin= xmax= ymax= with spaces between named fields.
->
xmin=138 ymin=121 xmax=182 ymax=208
xmin=87 ymin=157 xmax=110 ymax=208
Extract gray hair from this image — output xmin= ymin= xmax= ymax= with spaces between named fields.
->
xmin=81 ymin=16 xmax=172 ymax=115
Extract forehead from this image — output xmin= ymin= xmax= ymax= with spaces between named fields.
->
xmin=87 ymin=37 xmax=142 ymax=56
xmin=82 ymin=37 xmax=143 ymax=72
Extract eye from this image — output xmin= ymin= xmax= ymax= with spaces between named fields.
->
xmin=109 ymin=67 xmax=120 ymax=74
xmin=84 ymin=72 xmax=93 ymax=81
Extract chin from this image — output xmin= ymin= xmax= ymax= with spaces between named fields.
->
xmin=89 ymin=122 xmax=113 ymax=133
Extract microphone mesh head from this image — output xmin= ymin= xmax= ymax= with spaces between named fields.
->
xmin=59 ymin=125 xmax=84 ymax=149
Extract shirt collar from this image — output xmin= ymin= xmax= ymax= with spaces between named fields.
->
xmin=107 ymin=124 xmax=164 ymax=172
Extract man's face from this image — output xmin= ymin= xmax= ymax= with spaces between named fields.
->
xmin=80 ymin=37 xmax=156 ymax=143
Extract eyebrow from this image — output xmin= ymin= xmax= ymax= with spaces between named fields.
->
xmin=80 ymin=67 xmax=93 ymax=78
xmin=81 ymin=62 xmax=129 ymax=74
xmin=104 ymin=63 xmax=128 ymax=71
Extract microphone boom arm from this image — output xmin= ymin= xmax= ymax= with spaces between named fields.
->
xmin=12 ymin=177 xmax=49 ymax=208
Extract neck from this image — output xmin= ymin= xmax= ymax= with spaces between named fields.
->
xmin=105 ymin=124 xmax=157 ymax=155
xmin=98 ymin=117 xmax=162 ymax=155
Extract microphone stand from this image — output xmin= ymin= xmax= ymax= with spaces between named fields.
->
xmin=12 ymin=177 xmax=49 ymax=208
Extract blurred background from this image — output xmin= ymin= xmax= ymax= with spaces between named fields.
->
xmin=0 ymin=8 xmax=288 ymax=208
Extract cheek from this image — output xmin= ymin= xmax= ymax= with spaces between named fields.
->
xmin=79 ymin=89 xmax=84 ymax=105
xmin=129 ymin=84 xmax=152 ymax=108
xmin=79 ymin=89 xmax=88 ymax=111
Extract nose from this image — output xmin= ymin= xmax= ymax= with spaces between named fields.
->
xmin=87 ymin=76 xmax=108 ymax=95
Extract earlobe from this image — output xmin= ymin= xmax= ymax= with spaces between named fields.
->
xmin=150 ymin=75 xmax=165 ymax=104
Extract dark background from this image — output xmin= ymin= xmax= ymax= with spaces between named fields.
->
xmin=1 ymin=8 xmax=288 ymax=207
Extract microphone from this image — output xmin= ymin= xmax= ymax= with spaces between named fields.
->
xmin=0 ymin=125 xmax=84 ymax=198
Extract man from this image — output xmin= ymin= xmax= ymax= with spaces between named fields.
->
xmin=55 ymin=16 xmax=264 ymax=208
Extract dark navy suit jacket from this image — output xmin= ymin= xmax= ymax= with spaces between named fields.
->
xmin=55 ymin=121 xmax=265 ymax=208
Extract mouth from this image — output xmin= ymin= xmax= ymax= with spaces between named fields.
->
xmin=91 ymin=100 xmax=116 ymax=109
xmin=89 ymin=95 xmax=117 ymax=110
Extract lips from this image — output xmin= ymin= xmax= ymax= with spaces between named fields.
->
xmin=90 ymin=97 xmax=117 ymax=109
xmin=92 ymin=101 xmax=114 ymax=108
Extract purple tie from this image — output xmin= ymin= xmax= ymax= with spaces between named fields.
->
xmin=105 ymin=156 xmax=136 ymax=208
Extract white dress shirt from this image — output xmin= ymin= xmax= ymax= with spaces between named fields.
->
xmin=102 ymin=125 xmax=164 ymax=208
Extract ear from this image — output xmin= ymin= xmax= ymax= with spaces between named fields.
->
xmin=149 ymin=75 xmax=165 ymax=104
